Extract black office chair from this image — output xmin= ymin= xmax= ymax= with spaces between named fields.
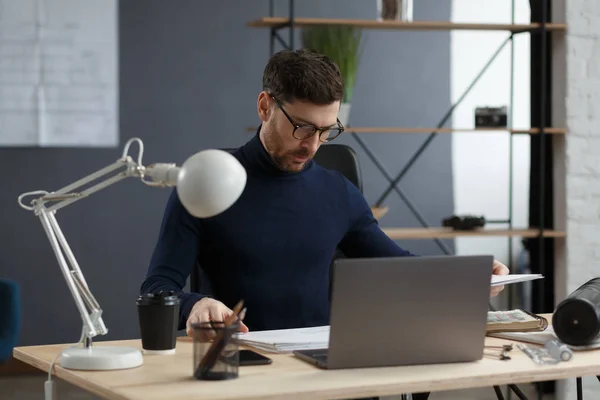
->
xmin=189 ymin=144 xmax=363 ymax=295
xmin=313 ymin=144 xmax=363 ymax=194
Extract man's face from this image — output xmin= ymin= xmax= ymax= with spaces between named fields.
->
xmin=257 ymin=92 xmax=340 ymax=173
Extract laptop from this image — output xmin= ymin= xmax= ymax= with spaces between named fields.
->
xmin=293 ymin=255 xmax=493 ymax=369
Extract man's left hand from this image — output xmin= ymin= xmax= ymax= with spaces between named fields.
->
xmin=490 ymin=259 xmax=509 ymax=297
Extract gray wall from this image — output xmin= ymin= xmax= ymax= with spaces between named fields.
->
xmin=0 ymin=0 xmax=452 ymax=346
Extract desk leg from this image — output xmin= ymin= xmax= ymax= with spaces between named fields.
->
xmin=577 ymin=377 xmax=583 ymax=400
xmin=493 ymin=386 xmax=506 ymax=400
xmin=508 ymin=384 xmax=530 ymax=400
xmin=491 ymin=385 xmax=530 ymax=400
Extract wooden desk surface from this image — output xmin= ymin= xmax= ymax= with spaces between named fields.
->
xmin=13 ymin=320 xmax=600 ymax=400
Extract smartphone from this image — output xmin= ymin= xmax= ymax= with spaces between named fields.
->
xmin=238 ymin=349 xmax=272 ymax=366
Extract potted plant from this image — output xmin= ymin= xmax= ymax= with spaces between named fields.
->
xmin=301 ymin=25 xmax=362 ymax=126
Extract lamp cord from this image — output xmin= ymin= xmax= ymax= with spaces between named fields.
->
xmin=45 ymin=329 xmax=86 ymax=400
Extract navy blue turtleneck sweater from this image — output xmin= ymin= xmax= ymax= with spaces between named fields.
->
xmin=141 ymin=133 xmax=415 ymax=332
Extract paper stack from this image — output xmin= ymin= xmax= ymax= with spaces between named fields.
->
xmin=491 ymin=274 xmax=543 ymax=286
xmin=236 ymin=325 xmax=330 ymax=353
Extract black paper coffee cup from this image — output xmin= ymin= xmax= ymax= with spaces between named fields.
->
xmin=137 ymin=291 xmax=180 ymax=354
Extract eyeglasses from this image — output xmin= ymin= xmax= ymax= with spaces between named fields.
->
xmin=272 ymin=96 xmax=345 ymax=143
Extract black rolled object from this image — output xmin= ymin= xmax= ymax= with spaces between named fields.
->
xmin=553 ymin=278 xmax=600 ymax=346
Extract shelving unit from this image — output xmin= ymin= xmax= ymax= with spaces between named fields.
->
xmin=248 ymin=4 xmax=565 ymax=398
xmin=247 ymin=1 xmax=565 ymax=315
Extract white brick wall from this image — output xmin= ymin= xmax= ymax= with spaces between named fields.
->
xmin=555 ymin=0 xmax=600 ymax=398
xmin=565 ymin=0 xmax=600 ymax=325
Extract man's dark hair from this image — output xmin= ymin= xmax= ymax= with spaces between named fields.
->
xmin=262 ymin=49 xmax=344 ymax=105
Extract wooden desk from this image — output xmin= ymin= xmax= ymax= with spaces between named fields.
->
xmin=12 ymin=332 xmax=600 ymax=400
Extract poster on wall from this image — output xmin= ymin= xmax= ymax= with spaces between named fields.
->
xmin=0 ymin=0 xmax=117 ymax=147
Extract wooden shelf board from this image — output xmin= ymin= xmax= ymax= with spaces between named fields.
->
xmin=345 ymin=127 xmax=567 ymax=134
xmin=382 ymin=227 xmax=566 ymax=240
xmin=512 ymin=128 xmax=567 ymax=134
xmin=247 ymin=17 xmax=567 ymax=32
xmin=245 ymin=127 xmax=567 ymax=134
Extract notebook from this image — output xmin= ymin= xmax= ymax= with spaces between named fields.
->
xmin=486 ymin=309 xmax=548 ymax=333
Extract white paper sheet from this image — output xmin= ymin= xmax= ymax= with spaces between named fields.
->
xmin=236 ymin=326 xmax=330 ymax=353
xmin=0 ymin=0 xmax=117 ymax=147
xmin=491 ymin=274 xmax=543 ymax=286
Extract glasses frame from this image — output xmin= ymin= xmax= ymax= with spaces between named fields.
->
xmin=271 ymin=96 xmax=345 ymax=143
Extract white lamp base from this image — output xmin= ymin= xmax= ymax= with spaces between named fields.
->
xmin=59 ymin=346 xmax=143 ymax=370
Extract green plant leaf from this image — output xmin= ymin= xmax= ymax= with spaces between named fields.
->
xmin=301 ymin=25 xmax=362 ymax=103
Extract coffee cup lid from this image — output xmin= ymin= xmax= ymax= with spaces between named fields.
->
xmin=137 ymin=290 xmax=180 ymax=306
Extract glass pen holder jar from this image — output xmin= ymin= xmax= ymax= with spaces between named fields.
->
xmin=192 ymin=321 xmax=240 ymax=380
xmin=378 ymin=0 xmax=413 ymax=22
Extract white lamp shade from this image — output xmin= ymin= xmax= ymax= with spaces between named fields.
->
xmin=176 ymin=149 xmax=247 ymax=218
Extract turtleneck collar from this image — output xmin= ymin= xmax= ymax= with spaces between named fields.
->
xmin=239 ymin=126 xmax=313 ymax=177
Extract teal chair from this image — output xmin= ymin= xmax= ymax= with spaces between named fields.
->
xmin=0 ymin=278 xmax=21 ymax=363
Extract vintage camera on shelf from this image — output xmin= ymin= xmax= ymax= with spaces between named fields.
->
xmin=475 ymin=106 xmax=508 ymax=128
xmin=442 ymin=215 xmax=486 ymax=231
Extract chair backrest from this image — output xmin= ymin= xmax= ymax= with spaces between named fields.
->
xmin=313 ymin=144 xmax=363 ymax=193
xmin=0 ymin=279 xmax=20 ymax=364
xmin=189 ymin=143 xmax=363 ymax=294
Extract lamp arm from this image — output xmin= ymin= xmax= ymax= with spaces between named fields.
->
xmin=37 ymin=207 xmax=106 ymax=339
xmin=18 ymin=138 xmax=180 ymax=215
xmin=16 ymin=138 xmax=181 ymax=343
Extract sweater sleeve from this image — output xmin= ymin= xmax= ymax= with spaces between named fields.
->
xmin=140 ymin=189 xmax=207 ymax=330
xmin=337 ymin=177 xmax=417 ymax=258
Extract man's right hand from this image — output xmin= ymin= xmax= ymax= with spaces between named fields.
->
xmin=185 ymin=298 xmax=249 ymax=338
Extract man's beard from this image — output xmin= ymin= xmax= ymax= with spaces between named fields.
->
xmin=263 ymin=128 xmax=312 ymax=173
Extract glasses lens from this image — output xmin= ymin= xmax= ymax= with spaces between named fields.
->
xmin=321 ymin=128 xmax=343 ymax=142
xmin=293 ymin=125 xmax=317 ymax=140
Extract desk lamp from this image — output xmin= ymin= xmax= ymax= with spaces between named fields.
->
xmin=17 ymin=138 xmax=247 ymax=371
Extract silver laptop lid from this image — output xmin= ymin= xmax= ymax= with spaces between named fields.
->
xmin=327 ymin=255 xmax=493 ymax=369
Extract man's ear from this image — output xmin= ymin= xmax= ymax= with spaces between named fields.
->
xmin=257 ymin=91 xmax=271 ymax=123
